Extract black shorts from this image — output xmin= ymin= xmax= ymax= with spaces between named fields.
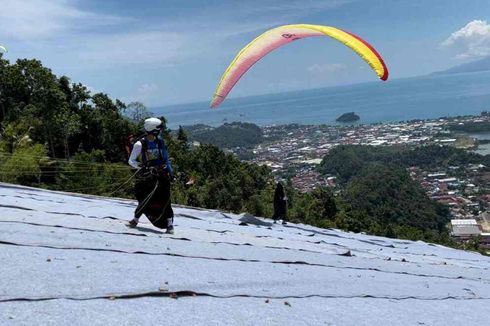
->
xmin=134 ymin=169 xmax=174 ymax=228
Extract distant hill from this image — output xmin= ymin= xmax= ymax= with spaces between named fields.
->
xmin=433 ymin=56 xmax=490 ymax=75
xmin=184 ymin=122 xmax=263 ymax=149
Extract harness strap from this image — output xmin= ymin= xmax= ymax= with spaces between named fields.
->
xmin=141 ymin=138 xmax=148 ymax=166
xmin=140 ymin=137 xmax=165 ymax=167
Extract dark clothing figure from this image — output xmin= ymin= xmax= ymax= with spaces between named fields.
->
xmin=127 ymin=118 xmax=175 ymax=233
xmin=273 ymin=182 xmax=288 ymax=224
xmin=133 ymin=166 xmax=174 ymax=229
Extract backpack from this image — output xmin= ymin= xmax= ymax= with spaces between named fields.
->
xmin=125 ymin=134 xmax=165 ymax=167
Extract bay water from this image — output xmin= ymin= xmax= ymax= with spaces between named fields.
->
xmin=155 ymin=71 xmax=490 ymax=129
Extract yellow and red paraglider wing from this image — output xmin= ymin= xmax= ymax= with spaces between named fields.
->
xmin=314 ymin=26 xmax=388 ymax=81
xmin=211 ymin=24 xmax=388 ymax=108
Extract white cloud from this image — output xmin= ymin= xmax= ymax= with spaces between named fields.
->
xmin=0 ymin=0 xmax=359 ymax=105
xmin=75 ymin=31 xmax=187 ymax=66
xmin=124 ymin=83 xmax=161 ymax=106
xmin=208 ymin=0 xmax=352 ymax=23
xmin=0 ymin=0 xmax=124 ymax=40
xmin=0 ymin=0 xmax=190 ymax=68
xmin=308 ymin=63 xmax=346 ymax=76
xmin=172 ymin=0 xmax=354 ymax=42
xmin=136 ymin=83 xmax=159 ymax=97
xmin=442 ymin=20 xmax=490 ymax=59
xmin=0 ymin=0 xmax=355 ymax=69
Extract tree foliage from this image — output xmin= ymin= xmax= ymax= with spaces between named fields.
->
xmin=320 ymin=145 xmax=489 ymax=181
xmin=449 ymin=121 xmax=490 ymax=133
xmin=318 ymin=145 xmax=466 ymax=242
xmin=185 ymin=122 xmax=263 ymax=149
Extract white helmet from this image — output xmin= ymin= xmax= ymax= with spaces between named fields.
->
xmin=144 ymin=117 xmax=163 ymax=133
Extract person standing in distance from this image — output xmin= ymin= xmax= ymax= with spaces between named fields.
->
xmin=127 ymin=118 xmax=175 ymax=234
xmin=273 ymin=181 xmax=288 ymax=225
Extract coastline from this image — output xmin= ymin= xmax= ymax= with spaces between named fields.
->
xmin=156 ymin=71 xmax=490 ymax=129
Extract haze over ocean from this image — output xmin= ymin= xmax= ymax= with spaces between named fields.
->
xmin=156 ymin=71 xmax=490 ymax=129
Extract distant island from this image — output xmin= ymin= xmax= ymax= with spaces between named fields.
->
xmin=336 ymin=112 xmax=360 ymax=122
xmin=432 ymin=55 xmax=490 ymax=75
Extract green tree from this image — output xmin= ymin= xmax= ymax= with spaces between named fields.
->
xmin=344 ymin=164 xmax=450 ymax=239
xmin=176 ymin=125 xmax=190 ymax=151
xmin=124 ymin=102 xmax=153 ymax=123
xmin=0 ymin=142 xmax=48 ymax=185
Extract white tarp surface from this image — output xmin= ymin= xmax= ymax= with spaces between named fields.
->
xmin=1 ymin=183 xmax=489 ymax=325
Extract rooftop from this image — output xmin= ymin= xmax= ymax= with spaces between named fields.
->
xmin=451 ymin=219 xmax=478 ymax=225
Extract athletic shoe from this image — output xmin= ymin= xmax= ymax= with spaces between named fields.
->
xmin=127 ymin=219 xmax=138 ymax=228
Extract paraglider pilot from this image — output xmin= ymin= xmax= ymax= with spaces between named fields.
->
xmin=273 ymin=181 xmax=288 ymax=225
xmin=127 ymin=118 xmax=175 ymax=234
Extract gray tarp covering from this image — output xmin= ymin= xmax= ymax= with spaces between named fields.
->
xmin=1 ymin=183 xmax=489 ymax=325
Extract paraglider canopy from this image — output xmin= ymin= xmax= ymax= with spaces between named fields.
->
xmin=211 ymin=24 xmax=389 ymax=108
xmin=0 ymin=45 xmax=7 ymax=53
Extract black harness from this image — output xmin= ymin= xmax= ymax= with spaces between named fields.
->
xmin=139 ymin=137 xmax=165 ymax=167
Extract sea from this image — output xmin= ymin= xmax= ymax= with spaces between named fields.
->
xmin=155 ymin=71 xmax=490 ymax=129
xmin=466 ymin=132 xmax=490 ymax=155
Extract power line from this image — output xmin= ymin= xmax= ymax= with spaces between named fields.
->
xmin=0 ymin=152 xmax=131 ymax=167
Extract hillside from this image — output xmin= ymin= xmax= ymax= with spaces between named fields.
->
xmin=1 ymin=182 xmax=489 ymax=325
xmin=184 ymin=122 xmax=263 ymax=149
xmin=433 ymin=56 xmax=490 ymax=75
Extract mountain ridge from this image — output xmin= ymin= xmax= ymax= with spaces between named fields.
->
xmin=432 ymin=56 xmax=490 ymax=75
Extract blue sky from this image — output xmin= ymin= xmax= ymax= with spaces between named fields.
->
xmin=2 ymin=0 xmax=490 ymax=107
